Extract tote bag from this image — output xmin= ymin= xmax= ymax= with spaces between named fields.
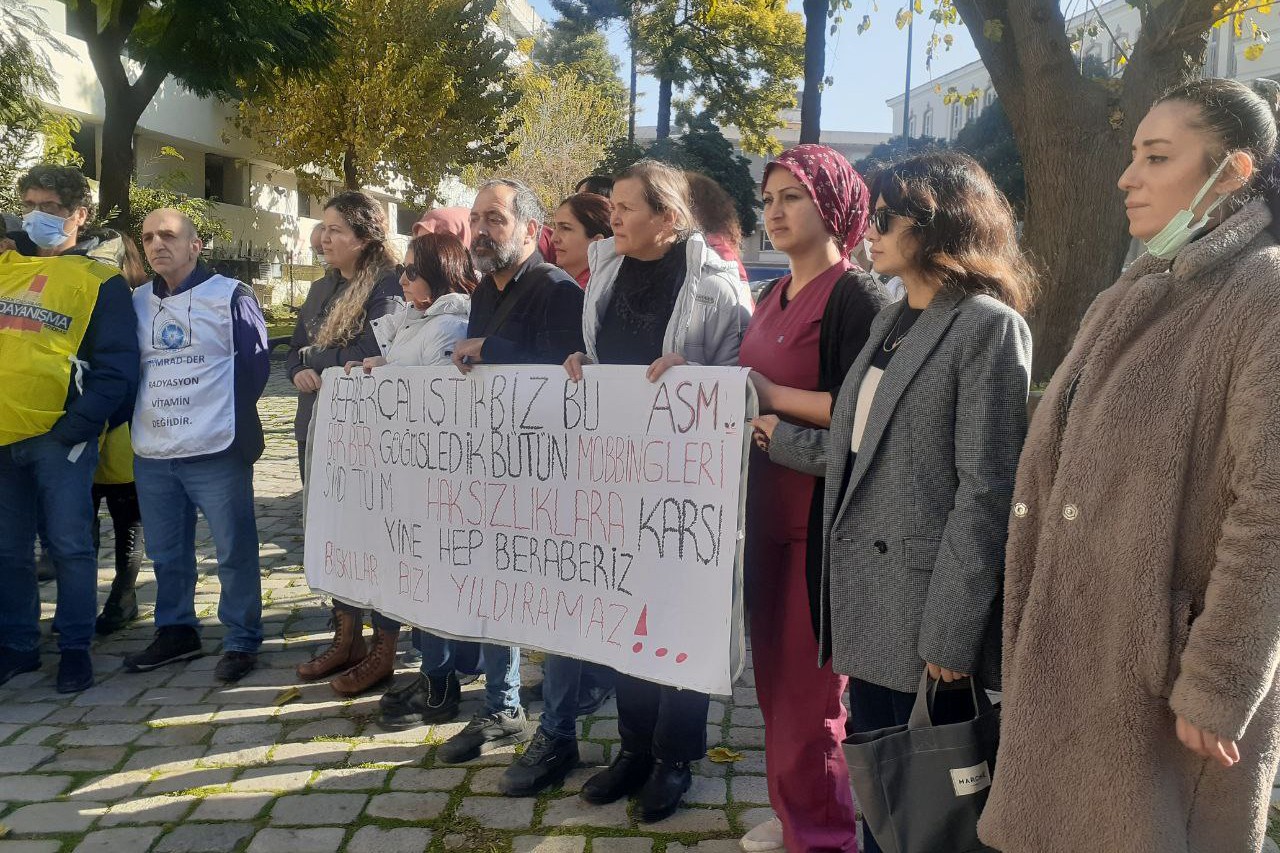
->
xmin=844 ymin=672 xmax=1000 ymax=853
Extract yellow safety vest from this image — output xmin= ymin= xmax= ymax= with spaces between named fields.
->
xmin=0 ymin=250 xmax=113 ymax=446
xmin=95 ymin=422 xmax=135 ymax=484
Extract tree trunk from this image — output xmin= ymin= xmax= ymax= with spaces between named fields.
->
xmin=952 ymin=0 xmax=1213 ymax=382
xmin=342 ymin=146 xmax=359 ymax=190
xmin=799 ymin=0 xmax=826 ymax=144
xmin=98 ymin=106 xmax=139 ymax=229
xmin=628 ymin=16 xmax=638 ymax=143
xmin=656 ymin=76 xmax=673 ymax=139
xmin=73 ymin=0 xmax=165 ymax=232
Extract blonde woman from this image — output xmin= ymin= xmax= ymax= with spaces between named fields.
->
xmin=292 ymin=191 xmax=402 ymax=692
xmin=566 ymin=159 xmax=752 ymax=821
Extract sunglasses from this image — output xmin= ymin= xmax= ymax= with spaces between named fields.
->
xmin=397 ymin=263 xmax=425 ymax=282
xmin=870 ymin=207 xmax=910 ymax=235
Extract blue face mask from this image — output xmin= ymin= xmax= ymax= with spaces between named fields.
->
xmin=22 ymin=210 xmax=71 ymax=249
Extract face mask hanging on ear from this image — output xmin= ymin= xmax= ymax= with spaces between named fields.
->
xmin=1144 ymin=156 xmax=1237 ymax=260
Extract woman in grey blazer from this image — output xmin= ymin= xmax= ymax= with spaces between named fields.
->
xmin=752 ymin=151 xmax=1035 ymax=853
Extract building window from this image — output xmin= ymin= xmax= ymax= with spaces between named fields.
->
xmin=966 ymin=100 xmax=977 ymax=125
xmin=950 ymin=103 xmax=962 ymax=137
xmin=909 ymin=111 xmax=917 ymax=137
xmin=922 ymin=107 xmax=934 ymax=137
xmin=204 ymin=154 xmax=226 ymax=202
xmin=760 ymin=231 xmax=777 ymax=252
xmin=1226 ymin=27 xmax=1238 ymax=77
xmin=984 ymin=88 xmax=995 ymax=109
xmin=298 ymin=192 xmax=311 ymax=218
xmin=1202 ymin=28 xmax=1218 ymax=77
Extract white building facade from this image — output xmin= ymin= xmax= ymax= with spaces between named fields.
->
xmin=21 ymin=0 xmax=543 ymax=302
xmin=887 ymin=0 xmax=1271 ymax=144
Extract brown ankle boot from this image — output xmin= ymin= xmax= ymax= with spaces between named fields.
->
xmin=331 ymin=626 xmax=398 ymax=696
xmin=296 ymin=606 xmax=367 ymax=682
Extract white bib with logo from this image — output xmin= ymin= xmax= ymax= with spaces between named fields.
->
xmin=132 ymin=274 xmax=239 ymax=458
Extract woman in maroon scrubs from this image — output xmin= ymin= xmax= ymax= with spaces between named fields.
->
xmin=737 ymin=145 xmax=890 ymax=853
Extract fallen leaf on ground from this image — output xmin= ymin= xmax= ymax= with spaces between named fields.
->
xmin=706 ymin=747 xmax=744 ymax=763
xmin=273 ymin=686 xmax=302 ymax=706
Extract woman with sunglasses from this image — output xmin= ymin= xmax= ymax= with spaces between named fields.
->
xmin=736 ymin=145 xmax=890 ymax=853
xmin=752 ymin=151 xmax=1034 ymax=853
xmin=314 ymin=231 xmax=476 ymax=698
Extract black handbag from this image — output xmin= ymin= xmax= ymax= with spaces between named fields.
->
xmin=844 ymin=673 xmax=1001 ymax=853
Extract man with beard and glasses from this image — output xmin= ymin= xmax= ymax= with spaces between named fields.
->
xmin=437 ymin=179 xmax=586 ymax=772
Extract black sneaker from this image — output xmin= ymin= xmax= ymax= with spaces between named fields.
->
xmin=436 ymin=708 xmax=530 ymax=764
xmin=499 ymin=728 xmax=579 ymax=796
xmin=214 ymin=651 xmax=257 ymax=683
xmin=56 ymin=649 xmax=94 ymax=694
xmin=0 ymin=646 xmax=41 ymax=686
xmin=379 ymin=672 xmax=460 ymax=729
xmin=123 ymin=626 xmax=203 ymax=672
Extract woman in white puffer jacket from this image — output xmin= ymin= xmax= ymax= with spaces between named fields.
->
xmin=354 ymin=231 xmax=474 ymax=371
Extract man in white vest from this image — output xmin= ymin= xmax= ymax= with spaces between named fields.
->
xmin=123 ymin=209 xmax=270 ymax=683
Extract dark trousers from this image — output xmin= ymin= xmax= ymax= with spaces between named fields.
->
xmin=92 ymin=482 xmax=144 ymax=575
xmin=616 ymin=672 xmax=709 ymax=763
xmin=847 ymin=677 xmax=976 ymax=853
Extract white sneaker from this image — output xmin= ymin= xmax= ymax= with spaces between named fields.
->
xmin=741 ymin=817 xmax=785 ymax=851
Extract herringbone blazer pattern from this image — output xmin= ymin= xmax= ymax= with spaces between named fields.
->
xmin=769 ymin=289 xmax=1031 ymax=693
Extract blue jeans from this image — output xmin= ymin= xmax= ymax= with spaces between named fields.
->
xmin=417 ymin=630 xmax=520 ymax=715
xmin=134 ymin=455 xmax=262 ymax=654
xmin=0 ymin=433 xmax=100 ymax=652
xmin=540 ymin=654 xmax=584 ymax=739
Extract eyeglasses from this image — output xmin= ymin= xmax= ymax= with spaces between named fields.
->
xmin=869 ymin=207 xmax=909 ymax=235
xmin=21 ymin=200 xmax=71 ymax=217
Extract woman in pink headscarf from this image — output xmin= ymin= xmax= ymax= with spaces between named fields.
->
xmin=736 ymin=146 xmax=891 ymax=853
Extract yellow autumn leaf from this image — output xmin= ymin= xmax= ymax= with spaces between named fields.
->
xmin=943 ymin=33 xmax=954 ymax=47
xmin=0 ymin=824 xmax=9 ymax=839
xmin=1246 ymin=43 xmax=1267 ymax=61
xmin=895 ymin=8 xmax=912 ymax=29
xmin=983 ymin=18 xmax=1004 ymax=43
xmin=706 ymin=747 xmax=744 ymax=763
xmin=273 ymin=686 xmax=302 ymax=706
xmin=526 ymin=650 xmax=546 ymax=664
xmin=1262 ymin=3 xmax=1272 ymax=13
xmin=913 ymin=0 xmax=922 ymax=11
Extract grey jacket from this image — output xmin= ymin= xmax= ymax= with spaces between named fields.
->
xmin=768 ymin=289 xmax=1031 ymax=692
xmin=583 ymin=232 xmax=753 ymax=366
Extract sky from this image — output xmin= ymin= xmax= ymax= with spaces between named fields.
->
xmin=525 ymin=0 xmax=983 ymax=134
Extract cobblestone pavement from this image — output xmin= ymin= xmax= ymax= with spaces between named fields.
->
xmin=0 ymin=361 xmax=777 ymax=853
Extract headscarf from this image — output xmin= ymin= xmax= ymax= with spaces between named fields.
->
xmin=412 ymin=207 xmax=472 ymax=248
xmin=763 ymin=144 xmax=870 ymax=257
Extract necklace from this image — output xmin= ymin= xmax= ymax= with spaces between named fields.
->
xmin=882 ymin=311 xmax=911 ymax=353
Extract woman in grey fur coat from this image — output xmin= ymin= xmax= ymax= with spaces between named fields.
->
xmin=979 ymin=78 xmax=1280 ymax=853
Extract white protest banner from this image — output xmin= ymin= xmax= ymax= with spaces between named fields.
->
xmin=303 ymin=364 xmax=752 ymax=695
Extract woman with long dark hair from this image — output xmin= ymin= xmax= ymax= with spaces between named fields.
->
xmin=737 ymin=145 xmax=890 ymax=853
xmin=753 ymin=150 xmax=1034 ymax=853
xmin=292 ymin=191 xmax=401 ymax=692
xmin=980 ymin=78 xmax=1280 ymax=853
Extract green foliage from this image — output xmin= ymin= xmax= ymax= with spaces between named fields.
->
xmin=952 ymin=100 xmax=1023 ymax=214
xmin=467 ymin=65 xmax=628 ymax=210
xmin=533 ymin=2 xmax=627 ymax=96
xmin=235 ymin=0 xmax=519 ymax=203
xmin=851 ymin=135 xmax=947 ymax=180
xmin=0 ymin=2 xmax=72 ymax=213
xmin=114 ymin=149 xmax=232 ymax=245
xmin=634 ymin=0 xmax=805 ymax=155
xmin=603 ymin=111 xmax=758 ymax=235
xmin=69 ymin=0 xmax=342 ymax=100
